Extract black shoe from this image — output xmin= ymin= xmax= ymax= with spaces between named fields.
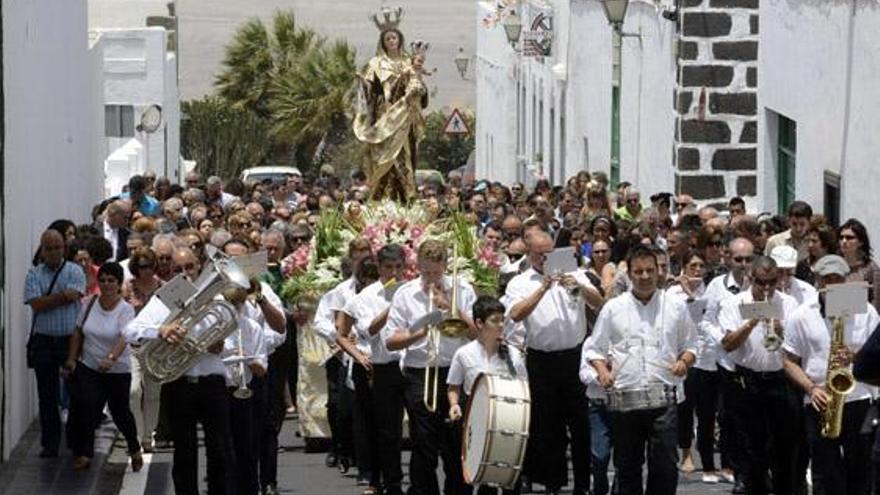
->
xmin=325 ymin=452 xmax=338 ymax=468
xmin=520 ymin=475 xmax=533 ymax=493
xmin=38 ymin=449 xmax=58 ymax=458
xmin=732 ymin=478 xmax=746 ymax=495
xmin=338 ymin=455 xmax=351 ymax=475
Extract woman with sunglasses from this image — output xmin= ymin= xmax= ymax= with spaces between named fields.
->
xmin=839 ymin=218 xmax=880 ymax=309
xmin=64 ymin=262 xmax=143 ymax=472
xmin=123 ymin=247 xmax=163 ymax=453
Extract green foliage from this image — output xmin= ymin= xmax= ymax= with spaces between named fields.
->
xmin=418 ymin=110 xmax=476 ymax=174
xmin=180 ymin=97 xmax=271 ymax=178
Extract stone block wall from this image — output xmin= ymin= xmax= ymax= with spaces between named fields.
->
xmin=674 ymin=0 xmax=758 ymax=204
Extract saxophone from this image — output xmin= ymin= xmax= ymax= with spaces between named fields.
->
xmin=821 ymin=316 xmax=856 ymax=439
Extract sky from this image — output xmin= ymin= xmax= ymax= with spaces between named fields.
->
xmin=89 ymin=0 xmax=478 ymax=110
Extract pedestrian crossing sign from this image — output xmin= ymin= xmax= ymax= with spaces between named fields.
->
xmin=443 ymin=108 xmax=470 ymax=136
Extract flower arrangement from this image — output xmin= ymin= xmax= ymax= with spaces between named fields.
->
xmin=481 ymin=0 xmax=520 ymax=28
xmin=281 ymin=200 xmax=503 ymax=304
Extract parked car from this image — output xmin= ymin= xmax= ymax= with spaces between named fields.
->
xmin=415 ymin=169 xmax=445 ymax=187
xmin=240 ymin=166 xmax=301 ymax=185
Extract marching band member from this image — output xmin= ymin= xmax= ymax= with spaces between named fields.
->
xmin=312 ymin=238 xmax=372 ymax=471
xmin=770 ymin=245 xmax=818 ymax=306
xmin=584 ymin=244 xmax=696 ymax=495
xmin=221 ymin=239 xmax=287 ymax=495
xmin=701 ymin=237 xmax=754 ymax=490
xmin=338 ymin=244 xmax=407 ymax=495
xmin=783 ymin=255 xmax=879 ymax=495
xmin=385 ymin=239 xmax=476 ymax=495
xmin=124 ymin=247 xmax=235 ymax=495
xmin=719 ymin=255 xmax=799 ymax=495
xmin=447 ymin=295 xmax=527 ymax=495
xmin=506 ymin=231 xmax=602 ymax=495
xmin=336 ymin=255 xmax=382 ymax=494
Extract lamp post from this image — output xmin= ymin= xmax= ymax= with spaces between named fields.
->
xmin=600 ymin=0 xmax=630 ymax=188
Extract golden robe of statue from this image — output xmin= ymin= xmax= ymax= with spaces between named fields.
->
xmin=353 ymin=30 xmax=427 ymax=202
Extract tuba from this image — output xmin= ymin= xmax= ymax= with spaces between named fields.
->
xmin=138 ymin=254 xmax=250 ymax=384
xmin=821 ymin=316 xmax=856 ymax=438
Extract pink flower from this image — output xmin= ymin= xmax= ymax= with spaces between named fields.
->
xmin=477 ymin=245 xmax=502 ymax=269
xmin=409 ymin=225 xmax=425 ymax=240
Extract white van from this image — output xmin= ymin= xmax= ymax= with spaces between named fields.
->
xmin=240 ymin=166 xmax=301 ymax=185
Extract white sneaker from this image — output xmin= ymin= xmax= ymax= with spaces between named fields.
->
xmin=720 ymin=470 xmax=736 ymax=483
xmin=702 ymin=473 xmax=720 ymax=484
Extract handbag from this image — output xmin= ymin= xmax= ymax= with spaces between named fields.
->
xmin=26 ymin=261 xmax=67 ymax=369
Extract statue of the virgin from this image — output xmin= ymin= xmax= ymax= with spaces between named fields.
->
xmin=353 ymin=8 xmax=428 ymax=202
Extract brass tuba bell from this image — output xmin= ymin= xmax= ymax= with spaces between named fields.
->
xmin=438 ymin=245 xmax=469 ymax=338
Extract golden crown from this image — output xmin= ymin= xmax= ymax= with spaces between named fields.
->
xmin=372 ymin=5 xmax=404 ymax=32
xmin=410 ymin=40 xmax=430 ymax=56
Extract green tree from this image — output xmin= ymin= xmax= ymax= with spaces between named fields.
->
xmin=269 ymin=39 xmax=358 ymax=167
xmin=214 ymin=11 xmax=318 ymax=118
xmin=418 ymin=109 xmax=476 ymax=174
xmin=181 ymin=97 xmax=271 ymax=178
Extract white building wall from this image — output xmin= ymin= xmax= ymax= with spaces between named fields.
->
xmin=759 ymin=0 xmax=880 ymax=241
xmin=93 ymin=27 xmax=180 ymax=194
xmin=3 ymin=0 xmax=104 ymax=459
xmin=476 ymin=0 xmax=676 ymax=192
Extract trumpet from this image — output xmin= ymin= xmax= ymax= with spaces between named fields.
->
xmin=762 ymin=317 xmax=783 ymax=352
xmin=423 ymin=286 xmax=441 ymax=412
xmin=231 ymin=324 xmax=253 ymax=400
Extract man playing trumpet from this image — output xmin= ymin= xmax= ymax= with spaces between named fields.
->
xmin=783 ymin=255 xmax=879 ymax=495
xmin=719 ymin=256 xmax=799 ymax=495
xmin=385 ymin=240 xmax=476 ymax=495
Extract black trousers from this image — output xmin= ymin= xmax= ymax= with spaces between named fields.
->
xmin=325 ymin=357 xmax=354 ymax=458
xmin=67 ymin=364 xmax=140 ymax=457
xmin=372 ymin=362 xmax=406 ymax=494
xmin=164 ymin=375 xmax=235 ymax=495
xmin=718 ymin=367 xmax=745 ymax=474
xmin=31 ymin=333 xmax=70 ymax=453
xmin=612 ymin=405 xmax=679 ymax=495
xmin=677 ymin=367 xmax=720 ymax=471
xmin=260 ymin=339 xmax=293 ymax=490
xmin=353 ymin=364 xmax=380 ymax=486
xmin=524 ymin=347 xmax=591 ymax=492
xmin=403 ymin=366 xmax=470 ymax=495
xmin=804 ymin=399 xmax=872 ymax=495
xmin=735 ymin=367 xmax=798 ymax=495
xmin=229 ymin=376 xmax=266 ymax=495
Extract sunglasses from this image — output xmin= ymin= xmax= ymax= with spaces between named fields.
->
xmin=752 ymin=277 xmax=778 ymax=287
xmin=708 ymin=240 xmax=723 ymax=247
xmin=840 ymin=234 xmax=857 ymax=240
xmin=173 ymin=263 xmax=197 ymax=274
xmin=676 ymin=202 xmax=691 ymax=208
xmin=733 ymin=255 xmax=754 ymax=263
xmin=593 ymin=249 xmax=609 ymax=255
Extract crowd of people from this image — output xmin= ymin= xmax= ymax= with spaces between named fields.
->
xmin=23 ymin=165 xmax=880 ymax=495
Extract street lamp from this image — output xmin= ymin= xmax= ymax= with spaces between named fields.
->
xmin=454 ymin=47 xmax=470 ymax=80
xmin=502 ymin=8 xmax=523 ymax=50
xmin=599 ymin=0 xmax=635 ymax=187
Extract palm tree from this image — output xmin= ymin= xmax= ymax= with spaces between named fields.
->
xmin=269 ymin=39 xmax=358 ymax=164
xmin=215 ymin=10 xmax=318 ymax=118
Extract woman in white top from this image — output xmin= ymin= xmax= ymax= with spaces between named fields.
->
xmin=63 ymin=262 xmax=142 ymax=472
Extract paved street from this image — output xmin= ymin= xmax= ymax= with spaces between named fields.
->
xmin=101 ymin=414 xmax=737 ymax=495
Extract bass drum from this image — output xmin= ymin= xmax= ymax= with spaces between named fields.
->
xmin=462 ymin=373 xmax=530 ymax=489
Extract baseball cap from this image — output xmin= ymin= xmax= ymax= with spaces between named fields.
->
xmin=812 ymin=255 xmax=850 ymax=277
xmin=770 ymin=245 xmax=798 ymax=269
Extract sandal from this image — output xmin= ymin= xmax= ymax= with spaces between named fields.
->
xmin=131 ymin=451 xmax=144 ymax=472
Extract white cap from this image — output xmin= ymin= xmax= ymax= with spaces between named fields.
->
xmin=812 ymin=254 xmax=850 ymax=277
xmin=770 ymin=245 xmax=798 ymax=269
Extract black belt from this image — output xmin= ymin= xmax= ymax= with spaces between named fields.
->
xmin=180 ymin=374 xmax=225 ymax=385
xmin=526 ymin=346 xmax=581 ymax=358
xmin=735 ymin=366 xmax=785 ymax=381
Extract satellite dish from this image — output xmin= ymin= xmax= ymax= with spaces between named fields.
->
xmin=137 ymin=104 xmax=163 ymax=133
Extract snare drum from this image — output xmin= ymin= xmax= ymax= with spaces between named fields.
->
xmin=462 ymin=373 xmax=531 ymax=488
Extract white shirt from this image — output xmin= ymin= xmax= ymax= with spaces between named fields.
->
xmin=447 ymin=340 xmax=527 ymax=395
xmin=718 ymin=290 xmax=799 ymax=372
xmin=123 ymin=296 xmax=228 ymax=378
xmin=499 ymin=293 xmax=526 ymax=350
xmin=505 ymin=267 xmax=594 ymax=352
xmin=579 ymin=347 xmax=612 ymax=400
xmin=241 ymin=281 xmax=287 ymax=350
xmin=103 ymin=220 xmax=120 ymax=261
xmin=312 ymin=278 xmax=357 ymax=345
xmin=667 ymin=283 xmax=716 ymax=371
xmin=583 ymin=290 xmax=695 ymax=401
xmin=78 ymin=297 xmax=135 ymax=373
xmin=342 ymin=280 xmax=400 ymax=364
xmin=784 ymin=302 xmax=880 ymax=405
xmin=782 ymin=277 xmax=819 ymax=307
xmin=383 ymin=275 xmax=476 ymax=368
xmin=702 ymin=273 xmax=743 ymax=371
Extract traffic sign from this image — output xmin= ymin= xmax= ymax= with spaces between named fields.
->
xmin=443 ymin=108 xmax=470 ymax=135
